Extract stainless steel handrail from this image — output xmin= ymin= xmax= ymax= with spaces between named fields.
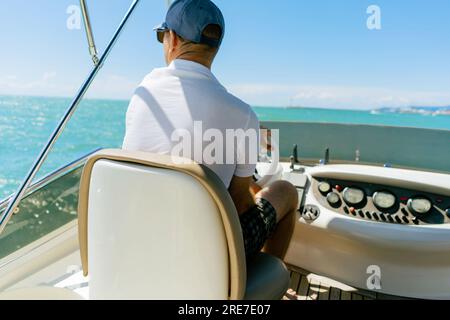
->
xmin=80 ymin=0 xmax=99 ymax=66
xmin=0 ymin=0 xmax=141 ymax=235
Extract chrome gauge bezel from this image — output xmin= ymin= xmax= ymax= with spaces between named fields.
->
xmin=342 ymin=187 xmax=366 ymax=206
xmin=326 ymin=192 xmax=341 ymax=207
xmin=373 ymin=191 xmax=397 ymax=210
xmin=408 ymin=197 xmax=433 ymax=215
xmin=318 ymin=181 xmax=331 ymax=194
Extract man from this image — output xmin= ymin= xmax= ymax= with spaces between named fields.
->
xmin=122 ymin=0 xmax=298 ymax=259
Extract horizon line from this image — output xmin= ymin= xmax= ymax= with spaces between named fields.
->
xmin=0 ymin=93 xmax=449 ymax=112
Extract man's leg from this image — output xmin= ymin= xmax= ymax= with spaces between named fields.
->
xmin=255 ymin=180 xmax=299 ymax=260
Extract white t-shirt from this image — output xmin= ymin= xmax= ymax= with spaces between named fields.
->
xmin=122 ymin=59 xmax=260 ymax=188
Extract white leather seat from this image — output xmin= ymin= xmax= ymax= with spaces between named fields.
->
xmin=77 ymin=149 xmax=289 ymax=300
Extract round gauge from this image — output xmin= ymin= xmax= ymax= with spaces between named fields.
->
xmin=373 ymin=191 xmax=396 ymax=210
xmin=326 ymin=192 xmax=341 ymax=207
xmin=318 ymin=182 xmax=331 ymax=194
xmin=343 ymin=187 xmax=365 ymax=206
xmin=408 ymin=197 xmax=432 ymax=215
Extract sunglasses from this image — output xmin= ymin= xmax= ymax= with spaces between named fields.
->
xmin=156 ymin=30 xmax=168 ymax=44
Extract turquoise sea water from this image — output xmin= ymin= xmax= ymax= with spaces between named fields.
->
xmin=1 ymin=95 xmax=450 ymax=199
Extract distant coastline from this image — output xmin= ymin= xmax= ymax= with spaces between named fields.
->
xmin=283 ymin=104 xmax=450 ymax=116
xmin=375 ymin=106 xmax=450 ymax=116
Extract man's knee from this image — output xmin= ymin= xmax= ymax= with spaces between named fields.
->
xmin=271 ymin=180 xmax=298 ymax=210
xmin=257 ymin=180 xmax=299 ymax=219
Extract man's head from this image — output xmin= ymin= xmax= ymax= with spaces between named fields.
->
xmin=154 ymin=0 xmax=225 ymax=68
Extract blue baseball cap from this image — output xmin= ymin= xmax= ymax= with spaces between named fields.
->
xmin=154 ymin=0 xmax=225 ymax=48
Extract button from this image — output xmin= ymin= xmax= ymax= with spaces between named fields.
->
xmin=358 ymin=210 xmax=365 ymax=218
xmin=387 ymin=215 xmax=394 ymax=223
xmin=372 ymin=212 xmax=379 ymax=220
xmin=349 ymin=207 xmax=356 ymax=215
xmin=402 ymin=216 xmax=410 ymax=224
xmin=343 ymin=207 xmax=349 ymax=214
xmin=401 ymin=207 xmax=409 ymax=216
xmin=412 ymin=217 xmax=419 ymax=225
xmin=335 ymin=185 xmax=343 ymax=192
xmin=365 ymin=211 xmax=372 ymax=219
xmin=395 ymin=216 xmax=402 ymax=224
xmin=380 ymin=214 xmax=386 ymax=222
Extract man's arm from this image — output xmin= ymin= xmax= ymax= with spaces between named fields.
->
xmin=228 ymin=176 xmax=258 ymax=215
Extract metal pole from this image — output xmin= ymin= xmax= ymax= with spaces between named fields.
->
xmin=0 ymin=0 xmax=141 ymax=235
xmin=80 ymin=0 xmax=99 ymax=66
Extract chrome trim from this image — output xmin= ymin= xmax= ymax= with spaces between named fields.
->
xmin=0 ymin=0 xmax=141 ymax=235
xmin=80 ymin=0 xmax=99 ymax=66
xmin=0 ymin=148 xmax=102 ymax=213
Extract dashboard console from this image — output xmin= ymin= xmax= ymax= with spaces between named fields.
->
xmin=312 ymin=177 xmax=450 ymax=226
xmin=280 ymin=163 xmax=450 ymax=299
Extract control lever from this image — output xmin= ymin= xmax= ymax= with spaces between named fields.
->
xmin=290 ymin=144 xmax=299 ymax=170
xmin=290 ymin=156 xmax=295 ymax=170
xmin=290 ymin=144 xmax=304 ymax=172
xmin=320 ymin=148 xmax=330 ymax=165
xmin=293 ymin=144 xmax=299 ymax=163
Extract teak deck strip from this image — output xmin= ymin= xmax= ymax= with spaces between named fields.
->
xmin=285 ymin=264 xmax=406 ymax=300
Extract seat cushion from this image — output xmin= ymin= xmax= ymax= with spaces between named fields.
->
xmin=244 ymin=253 xmax=290 ymax=300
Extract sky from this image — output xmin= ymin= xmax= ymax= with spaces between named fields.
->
xmin=0 ymin=0 xmax=449 ymax=109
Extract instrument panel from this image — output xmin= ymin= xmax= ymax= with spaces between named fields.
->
xmin=312 ymin=178 xmax=450 ymax=225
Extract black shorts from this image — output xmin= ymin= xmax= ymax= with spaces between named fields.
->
xmin=239 ymin=198 xmax=277 ymax=258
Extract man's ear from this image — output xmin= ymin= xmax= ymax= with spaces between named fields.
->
xmin=169 ymin=30 xmax=179 ymax=50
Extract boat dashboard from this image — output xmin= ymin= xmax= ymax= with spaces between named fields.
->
xmin=309 ymin=176 xmax=450 ymax=226
xmin=258 ymin=161 xmax=450 ymax=226
xmin=256 ymin=160 xmax=450 ymax=299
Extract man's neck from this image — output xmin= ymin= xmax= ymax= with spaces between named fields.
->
xmin=170 ymin=54 xmax=212 ymax=70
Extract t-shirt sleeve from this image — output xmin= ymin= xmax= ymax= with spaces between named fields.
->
xmin=234 ymin=109 xmax=260 ymax=177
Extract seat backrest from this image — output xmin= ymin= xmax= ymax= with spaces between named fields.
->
xmin=77 ymin=149 xmax=246 ymax=300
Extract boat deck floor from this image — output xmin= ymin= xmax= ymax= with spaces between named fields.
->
xmin=49 ymin=260 xmax=408 ymax=300
xmin=284 ymin=264 xmax=407 ymax=300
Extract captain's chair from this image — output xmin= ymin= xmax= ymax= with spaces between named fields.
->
xmin=78 ymin=149 xmax=289 ymax=300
